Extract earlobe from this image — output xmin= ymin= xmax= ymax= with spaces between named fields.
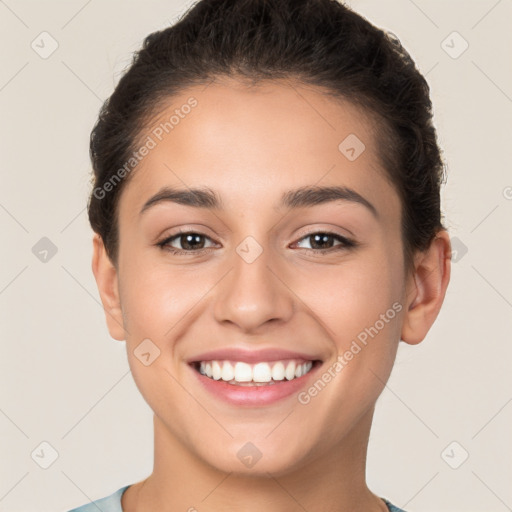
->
xmin=91 ymin=234 xmax=126 ymax=341
xmin=401 ymin=230 xmax=452 ymax=345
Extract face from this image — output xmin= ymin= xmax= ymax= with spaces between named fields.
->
xmin=97 ymin=78 xmax=415 ymax=476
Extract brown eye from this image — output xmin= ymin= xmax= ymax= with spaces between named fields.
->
xmin=176 ymin=233 xmax=207 ymax=250
xmin=295 ymin=232 xmax=355 ymax=253
xmin=157 ymin=231 xmax=216 ymax=253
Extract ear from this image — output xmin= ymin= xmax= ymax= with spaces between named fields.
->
xmin=401 ymin=229 xmax=452 ymax=345
xmin=91 ymin=233 xmax=126 ymax=341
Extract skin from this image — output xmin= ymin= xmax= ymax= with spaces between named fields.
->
xmin=92 ymin=77 xmax=451 ymax=511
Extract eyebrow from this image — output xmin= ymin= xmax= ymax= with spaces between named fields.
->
xmin=139 ymin=185 xmax=378 ymax=218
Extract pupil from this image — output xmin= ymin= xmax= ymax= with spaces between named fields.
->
xmin=312 ymin=234 xmax=332 ymax=249
xmin=183 ymin=234 xmax=204 ymax=250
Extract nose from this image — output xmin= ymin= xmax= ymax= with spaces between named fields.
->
xmin=213 ymin=242 xmax=295 ymax=334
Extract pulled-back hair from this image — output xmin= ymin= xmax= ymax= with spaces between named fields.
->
xmin=88 ymin=0 xmax=447 ymax=276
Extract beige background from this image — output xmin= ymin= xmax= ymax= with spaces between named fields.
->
xmin=1 ymin=0 xmax=511 ymax=510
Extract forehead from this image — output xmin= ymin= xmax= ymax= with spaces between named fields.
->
xmin=119 ymin=78 xmax=399 ymax=224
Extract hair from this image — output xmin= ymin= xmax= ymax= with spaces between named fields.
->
xmin=87 ymin=0 xmax=447 ymax=277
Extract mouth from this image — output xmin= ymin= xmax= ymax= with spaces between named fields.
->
xmin=188 ymin=351 xmax=323 ymax=406
xmin=186 ymin=347 xmax=324 ymax=406
xmin=190 ymin=358 xmax=322 ymax=386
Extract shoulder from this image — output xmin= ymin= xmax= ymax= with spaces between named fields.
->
xmin=66 ymin=485 xmax=131 ymax=512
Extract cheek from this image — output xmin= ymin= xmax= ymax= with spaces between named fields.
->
xmin=292 ymin=255 xmax=402 ymax=335
xmin=291 ymin=251 xmax=404 ymax=398
xmin=297 ymin=263 xmax=402 ymax=432
xmin=118 ymin=256 xmax=225 ymax=368
xmin=122 ymin=273 xmax=179 ymax=337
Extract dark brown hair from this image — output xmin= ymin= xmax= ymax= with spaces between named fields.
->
xmin=88 ymin=0 xmax=447 ymax=276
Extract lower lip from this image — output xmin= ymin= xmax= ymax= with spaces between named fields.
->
xmin=190 ymin=362 xmax=321 ymax=406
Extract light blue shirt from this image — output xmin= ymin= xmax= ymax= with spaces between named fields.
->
xmin=66 ymin=484 xmax=408 ymax=511
xmin=66 ymin=485 xmax=129 ymax=512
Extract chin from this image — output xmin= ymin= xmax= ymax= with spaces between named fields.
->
xmin=198 ymin=436 xmax=312 ymax=478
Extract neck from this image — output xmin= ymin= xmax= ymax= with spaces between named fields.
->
xmin=123 ymin=407 xmax=387 ymax=512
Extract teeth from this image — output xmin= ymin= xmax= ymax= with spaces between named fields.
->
xmin=285 ymin=361 xmax=296 ymax=380
xmin=253 ymin=362 xmax=272 ymax=382
xmin=234 ymin=362 xmax=252 ymax=382
xmin=212 ymin=361 xmax=222 ymax=380
xmin=221 ymin=361 xmax=234 ymax=381
xmin=197 ymin=359 xmax=314 ymax=385
xmin=271 ymin=362 xmax=285 ymax=381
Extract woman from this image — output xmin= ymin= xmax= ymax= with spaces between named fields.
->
xmin=69 ymin=0 xmax=451 ymax=510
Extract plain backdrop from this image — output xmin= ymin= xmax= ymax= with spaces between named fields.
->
xmin=1 ymin=1 xmax=511 ymax=511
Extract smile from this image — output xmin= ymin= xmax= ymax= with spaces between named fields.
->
xmin=187 ymin=348 xmax=323 ymax=406
xmin=195 ymin=359 xmax=315 ymax=386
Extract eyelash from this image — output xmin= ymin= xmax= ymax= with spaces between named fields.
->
xmin=156 ymin=229 xmax=358 ymax=256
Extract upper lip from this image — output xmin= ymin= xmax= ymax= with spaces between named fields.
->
xmin=187 ymin=348 xmax=321 ymax=364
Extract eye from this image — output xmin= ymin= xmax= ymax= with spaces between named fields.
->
xmin=157 ymin=231 xmax=217 ymax=254
xmin=293 ymin=231 xmax=356 ymax=254
xmin=156 ymin=230 xmax=357 ymax=256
